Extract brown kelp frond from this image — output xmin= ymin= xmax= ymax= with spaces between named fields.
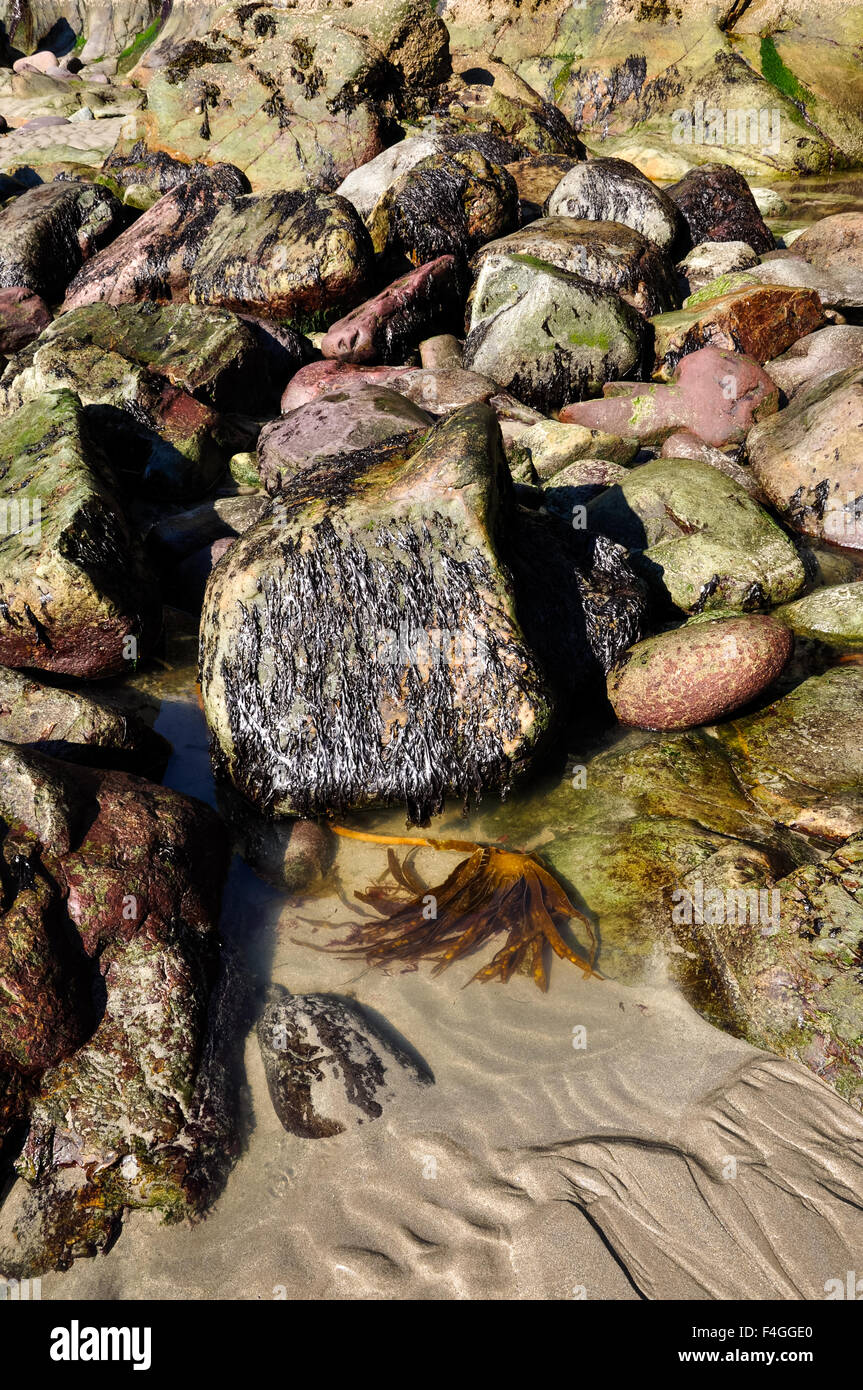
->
xmin=321 ymin=825 xmax=601 ymax=990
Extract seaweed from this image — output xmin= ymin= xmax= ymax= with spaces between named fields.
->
xmin=317 ymin=825 xmax=600 ymax=991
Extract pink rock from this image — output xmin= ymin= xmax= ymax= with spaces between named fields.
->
xmin=321 ymin=255 xmax=457 ymax=364
xmin=280 ymin=359 xmax=497 ymax=416
xmin=559 ymin=346 xmax=779 ymax=448
xmin=0 ymin=285 xmax=52 ymax=353
xmin=280 ymin=361 xmax=413 ymax=412
xmin=660 ymin=429 xmax=761 ymax=496
xmin=13 ymin=50 xmax=58 ymax=75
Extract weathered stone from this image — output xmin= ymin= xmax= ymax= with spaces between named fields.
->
xmin=0 ymin=389 xmax=157 ymax=678
xmin=0 ymin=178 xmax=125 ymax=301
xmin=0 ymin=665 xmax=170 ymax=775
xmin=61 ymin=163 xmax=250 ymax=310
xmin=658 ymin=430 xmax=760 ymax=496
xmin=257 ymin=988 xmax=432 ymax=1139
xmin=561 ymin=346 xmax=778 ymax=448
xmin=794 ymin=212 xmax=863 ymax=274
xmin=367 ymin=148 xmax=518 ymax=284
xmin=470 ymin=217 xmax=680 ymax=316
xmin=545 ymin=157 xmax=682 ymax=251
xmin=765 ymin=326 xmax=863 ymax=400
xmin=0 ymin=286 xmax=51 ymax=353
xmin=747 ymin=366 xmax=863 ymax=550
xmin=667 ymin=164 xmax=774 ymax=254
xmin=419 ymin=333 xmax=462 ymax=369
xmin=280 ymin=359 xmax=498 ymax=415
xmin=463 ymin=252 xmax=644 ymax=413
xmin=503 ymin=154 xmax=583 ymax=220
xmin=775 ymin=583 xmax=863 ymax=649
xmin=189 ymin=190 xmax=373 ymax=320
xmin=607 ymin=615 xmax=792 ymax=731
xmin=677 ymin=240 xmax=760 ymax=296
xmin=650 ymin=282 xmax=825 ymax=377
xmin=588 ymin=455 xmax=807 ymax=615
xmin=320 ymin=256 xmax=459 ymax=365
xmin=258 ymin=386 xmax=433 ymax=495
xmin=506 ymin=418 xmax=637 ymax=483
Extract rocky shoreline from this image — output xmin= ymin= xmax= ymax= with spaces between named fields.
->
xmin=0 ymin=0 xmax=862 ymax=1288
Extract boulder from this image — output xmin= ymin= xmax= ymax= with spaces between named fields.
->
xmin=747 ymin=366 xmax=863 ymax=550
xmin=545 ymin=157 xmax=682 ymax=252
xmin=650 ymin=282 xmax=825 ymax=377
xmin=794 ymin=212 xmax=863 ymax=274
xmin=470 ymin=217 xmax=680 ymax=316
xmin=463 ymin=252 xmax=644 ymax=413
xmin=677 ymin=240 xmax=760 ymax=295
xmin=61 ymin=163 xmax=250 ymax=310
xmin=320 ymin=256 xmax=459 ymax=365
xmin=280 ymin=359 xmax=498 ymax=415
xmin=560 ymin=345 xmax=778 ymax=448
xmin=588 ymin=455 xmax=807 ymax=615
xmin=0 ymin=389 xmax=157 ymax=678
xmin=0 ymin=179 xmax=125 ymax=301
xmin=667 ymin=164 xmax=774 ymax=254
xmin=0 ymin=286 xmax=52 ymax=353
xmin=257 ymin=386 xmax=433 ymax=495
xmin=775 ymin=583 xmax=863 ymax=650
xmin=765 ymin=326 xmax=863 ymax=400
xmin=607 ymin=615 xmax=792 ymax=731
xmin=188 ymin=190 xmax=373 ymax=321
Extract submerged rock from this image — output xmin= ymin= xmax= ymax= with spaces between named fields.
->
xmin=588 ymin=455 xmax=807 ymax=615
xmin=463 ymin=252 xmax=644 ymax=413
xmin=607 ymin=615 xmax=793 ymax=731
xmin=0 ymin=179 xmax=125 ymax=301
xmin=189 ymin=190 xmax=373 ymax=320
xmin=0 ymin=389 xmax=157 ymax=678
xmin=257 ymin=988 xmax=432 ymax=1139
xmin=545 ymin=157 xmax=681 ymax=251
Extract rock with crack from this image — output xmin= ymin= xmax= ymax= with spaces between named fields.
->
xmin=257 ymin=987 xmax=433 ymax=1138
xmin=0 ymin=389 xmax=158 ymax=678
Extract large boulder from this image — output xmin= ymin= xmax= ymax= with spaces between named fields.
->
xmin=320 ymin=256 xmax=460 ymax=365
xmin=545 ymin=157 xmax=682 ymax=252
xmin=650 ymin=281 xmax=825 ymax=377
xmin=463 ymin=252 xmax=645 ymax=413
xmin=666 ymin=164 xmax=774 ymax=254
xmin=61 ymin=163 xmax=250 ymax=309
xmin=0 ymin=179 xmax=125 ymax=301
xmin=588 ymin=455 xmax=807 ymax=614
xmin=765 ymin=326 xmax=863 ymax=401
xmin=188 ymin=190 xmax=373 ymax=320
xmin=200 ymin=403 xmax=644 ymax=823
xmin=747 ymin=366 xmax=863 ymax=550
xmin=470 ymin=218 xmax=680 ymax=317
xmin=0 ymin=389 xmax=157 ymax=678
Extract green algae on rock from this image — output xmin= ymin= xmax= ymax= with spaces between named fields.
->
xmin=775 ymin=583 xmax=863 ymax=650
xmin=0 ymin=389 xmax=158 ymax=678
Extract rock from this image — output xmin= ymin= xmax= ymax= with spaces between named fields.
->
xmin=561 ymin=346 xmax=778 ymax=449
xmin=735 ymin=253 xmax=863 ymax=312
xmin=747 ymin=366 xmax=863 ymax=550
xmin=541 ymin=458 xmax=630 ymax=519
xmin=677 ymin=240 xmax=759 ymax=295
xmin=367 ymin=148 xmax=518 ymax=285
xmin=775 ymin=583 xmax=863 ymax=649
xmin=650 ymin=282 xmax=825 ymax=377
xmin=257 ymin=988 xmax=432 ymax=1139
xmin=335 ymin=136 xmax=442 ymax=219
xmin=0 ymin=286 xmax=51 ymax=353
xmin=607 ymin=615 xmax=792 ymax=731
xmin=545 ymin=157 xmax=682 ymax=252
xmin=320 ymin=256 xmax=459 ymax=365
xmin=200 ymin=403 xmax=642 ymax=822
xmin=667 ymin=164 xmax=774 ymax=254
xmin=794 ymin=212 xmax=863 ymax=274
xmin=0 ymin=389 xmax=157 ymax=678
xmin=228 ymin=451 xmax=260 ymax=489
xmin=0 ymin=301 xmax=275 ymax=499
xmin=146 ymin=495 xmax=271 ymax=567
xmin=217 ymin=793 xmax=330 ymax=892
xmin=101 ymin=143 xmax=220 ymax=197
xmin=12 ymin=52 xmax=58 ymax=76
xmin=588 ymin=455 xmax=807 ymax=615
xmin=765 ymin=326 xmax=863 ymax=400
xmin=419 ymin=333 xmax=462 ymax=369
xmin=432 ymin=55 xmax=585 ymax=159
xmin=0 ymin=179 xmax=125 ymax=301
xmin=470 ymin=217 xmax=679 ymax=317
xmin=258 ymin=386 xmax=433 ymax=495
xmin=0 ymin=750 xmax=235 ymax=1276
xmin=658 ymin=430 xmax=760 ymax=496
xmin=280 ymin=359 xmax=498 ymax=415
xmin=463 ymin=252 xmax=644 ymax=413
xmin=0 ymin=665 xmax=170 ymax=776
xmin=714 ymin=665 xmax=863 ymax=842
xmin=188 ymin=190 xmax=373 ymax=321
xmin=61 ymin=163 xmax=250 ymax=310
xmin=507 ymin=418 xmax=637 ymax=483
xmin=750 ymin=187 xmax=788 ymax=219
xmin=503 ymin=153 xmax=583 ymax=220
